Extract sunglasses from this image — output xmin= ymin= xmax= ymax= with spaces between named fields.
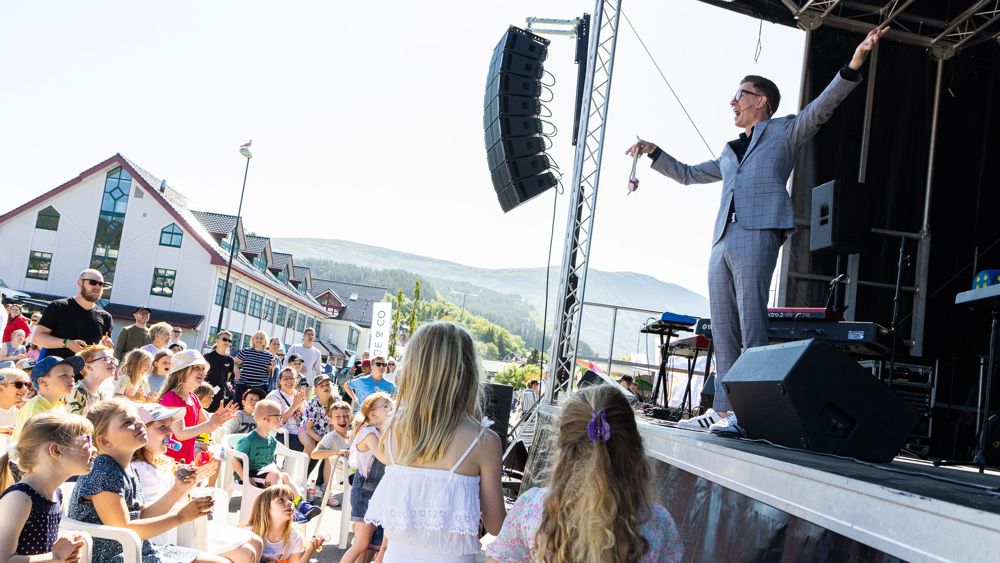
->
xmin=81 ymin=279 xmax=106 ymax=287
xmin=172 ymin=330 xmax=181 ymax=334
xmin=373 ymin=362 xmax=386 ymax=367
xmin=2 ymin=381 xmax=31 ymax=389
xmin=218 ymin=338 xmax=231 ymax=343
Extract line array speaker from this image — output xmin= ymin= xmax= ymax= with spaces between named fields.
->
xmin=484 ymin=26 xmax=556 ymax=213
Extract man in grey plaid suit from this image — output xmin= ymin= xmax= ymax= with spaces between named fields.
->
xmin=628 ymin=27 xmax=888 ymax=435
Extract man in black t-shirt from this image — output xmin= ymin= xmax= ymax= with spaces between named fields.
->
xmin=204 ymin=329 xmax=237 ymax=411
xmin=33 ymin=269 xmax=114 ymax=360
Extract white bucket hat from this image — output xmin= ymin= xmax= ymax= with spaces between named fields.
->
xmin=168 ymin=349 xmax=209 ymax=375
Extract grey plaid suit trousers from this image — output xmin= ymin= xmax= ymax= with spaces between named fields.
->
xmin=650 ymin=71 xmax=860 ymax=412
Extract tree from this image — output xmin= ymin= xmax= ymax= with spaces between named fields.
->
xmin=494 ymin=364 xmax=542 ymax=390
xmin=408 ymin=278 xmax=421 ymax=336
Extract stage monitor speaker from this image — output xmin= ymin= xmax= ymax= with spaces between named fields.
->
xmin=578 ymin=370 xmax=638 ymax=405
xmin=483 ymin=26 xmax=555 ymax=214
xmin=724 ymin=339 xmax=918 ymax=462
xmin=810 ymin=179 xmax=870 ymax=254
xmin=484 ymin=382 xmax=514 ymax=450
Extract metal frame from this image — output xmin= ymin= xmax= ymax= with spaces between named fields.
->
xmin=779 ymin=0 xmax=1000 ymax=58
xmin=545 ymin=0 xmax=623 ymax=404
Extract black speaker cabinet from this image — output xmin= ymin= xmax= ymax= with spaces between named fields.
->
xmin=484 ymin=383 xmax=514 ymax=451
xmin=724 ymin=339 xmax=918 ymax=462
xmin=809 ymin=179 xmax=870 ymax=254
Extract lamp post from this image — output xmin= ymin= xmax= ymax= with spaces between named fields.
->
xmin=216 ymin=140 xmax=253 ymax=334
xmin=449 ymin=290 xmax=479 ymax=318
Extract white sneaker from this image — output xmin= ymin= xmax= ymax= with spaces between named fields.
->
xmin=677 ymin=409 xmax=721 ymax=431
xmin=709 ymin=413 xmax=745 ymax=437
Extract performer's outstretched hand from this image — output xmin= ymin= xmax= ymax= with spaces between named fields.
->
xmin=626 ymin=139 xmax=658 ymax=158
xmin=850 ymin=26 xmax=889 ymax=70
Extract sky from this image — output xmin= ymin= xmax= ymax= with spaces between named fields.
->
xmin=0 ymin=1 xmax=808 ymax=298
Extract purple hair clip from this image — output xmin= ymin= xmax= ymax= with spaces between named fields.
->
xmin=587 ymin=409 xmax=611 ymax=443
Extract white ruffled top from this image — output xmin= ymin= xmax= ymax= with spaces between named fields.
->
xmin=363 ymin=418 xmax=492 ymax=563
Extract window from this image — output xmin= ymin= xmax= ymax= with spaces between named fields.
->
xmin=90 ymin=167 xmax=132 ymax=297
xmin=215 ymin=278 xmax=231 ymax=306
xmin=263 ymin=299 xmax=276 ymax=322
xmin=231 ymin=332 xmax=242 ymax=349
xmin=276 ymin=304 xmax=287 ymax=326
xmin=243 ymin=334 xmax=251 ymax=349
xmin=209 ymin=327 xmax=218 ymax=342
xmin=348 ymin=327 xmax=360 ymax=351
xmin=248 ymin=293 xmax=263 ymax=318
xmin=233 ymin=286 xmax=248 ymax=313
xmin=35 ymin=206 xmax=60 ymax=231
xmin=159 ymin=224 xmax=183 ymax=247
xmin=287 ymin=310 xmax=297 ymax=329
xmin=314 ymin=323 xmax=321 ymax=339
xmin=26 ymin=251 xmax=52 ymax=280
xmin=150 ymin=268 xmax=176 ymax=296
xmin=253 ymin=253 xmax=267 ymax=271
xmin=296 ymin=313 xmax=306 ymax=332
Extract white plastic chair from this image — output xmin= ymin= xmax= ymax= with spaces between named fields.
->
xmin=58 ymin=483 xmax=143 ymax=563
xmin=219 ymin=433 xmax=309 ymax=523
xmin=310 ymin=455 xmax=353 ymax=549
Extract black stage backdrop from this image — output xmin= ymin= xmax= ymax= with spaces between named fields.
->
xmin=695 ymin=1 xmax=1000 ymax=459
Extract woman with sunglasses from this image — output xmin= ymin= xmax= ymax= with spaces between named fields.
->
xmin=0 ymin=368 xmax=32 ymax=453
xmin=66 ymin=344 xmax=116 ymax=416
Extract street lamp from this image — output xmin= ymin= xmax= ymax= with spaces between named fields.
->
xmin=449 ymin=289 xmax=479 ymax=318
xmin=216 ymin=140 xmax=253 ymax=334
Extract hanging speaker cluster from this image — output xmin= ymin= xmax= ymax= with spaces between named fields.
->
xmin=484 ymin=26 xmax=558 ymax=213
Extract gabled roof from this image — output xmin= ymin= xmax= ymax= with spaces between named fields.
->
xmin=189 ymin=210 xmax=239 ymax=236
xmin=310 ymin=278 xmax=387 ymax=328
xmin=244 ymin=235 xmax=270 ymax=256
xmin=292 ymin=266 xmax=310 ymax=282
xmin=272 ymin=252 xmax=293 ymax=271
xmin=0 ymin=153 xmax=329 ymax=316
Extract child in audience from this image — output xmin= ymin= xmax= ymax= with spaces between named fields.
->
xmin=224 ymin=388 xmax=265 ymax=435
xmin=247 ymin=485 xmax=325 ymax=563
xmin=13 ymin=355 xmax=81 ymax=440
xmin=68 ymin=398 xmax=240 ymax=563
xmin=265 ymin=367 xmax=307 ymax=451
xmin=310 ymin=400 xmax=352 ymax=507
xmin=116 ymin=348 xmax=154 ymax=401
xmin=231 ymin=399 xmax=320 ymax=523
xmin=193 ymin=384 xmax=219 ymax=411
xmin=364 ymin=322 xmax=505 ymax=562
xmin=341 ymin=391 xmax=392 ymax=563
xmin=66 ymin=345 xmax=116 ymax=416
xmin=132 ymin=403 xmax=261 ymax=557
xmin=0 ymin=411 xmax=93 ymax=562
xmin=486 ymin=385 xmax=683 ymax=563
xmin=148 ymin=350 xmax=173 ymax=399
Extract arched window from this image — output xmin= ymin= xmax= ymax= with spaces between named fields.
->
xmin=35 ymin=206 xmax=60 ymax=230
xmin=159 ymin=223 xmax=183 ymax=247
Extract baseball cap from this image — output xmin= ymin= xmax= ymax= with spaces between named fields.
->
xmin=313 ymin=374 xmax=332 ymax=385
xmin=31 ymin=355 xmax=84 ymax=385
xmin=323 ymin=364 xmax=334 ymax=375
xmin=361 ymin=360 xmax=371 ymax=367
xmin=137 ymin=404 xmax=185 ymax=424
xmin=134 ymin=306 xmax=151 ymax=314
xmin=16 ymin=358 xmax=36 ymax=370
xmin=287 ymin=354 xmax=303 ymax=363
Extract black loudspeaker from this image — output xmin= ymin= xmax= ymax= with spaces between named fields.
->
xmin=809 ymin=180 xmax=870 ymax=254
xmin=484 ymin=26 xmax=555 ymax=213
xmin=484 ymin=383 xmax=514 ymax=450
xmin=724 ymin=339 xmax=918 ymax=462
xmin=578 ymin=370 xmax=638 ymax=404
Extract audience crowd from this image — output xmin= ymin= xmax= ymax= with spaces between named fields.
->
xmin=0 ymin=269 xmax=682 ymax=562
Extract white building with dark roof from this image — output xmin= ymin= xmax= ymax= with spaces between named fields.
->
xmin=0 ymin=154 xmax=329 ymax=351
xmin=310 ymin=278 xmax=388 ymax=361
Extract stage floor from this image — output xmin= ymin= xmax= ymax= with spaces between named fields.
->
xmin=637 ymin=415 xmax=1000 ymax=561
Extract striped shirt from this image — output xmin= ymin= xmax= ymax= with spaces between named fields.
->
xmin=235 ymin=348 xmax=274 ymax=388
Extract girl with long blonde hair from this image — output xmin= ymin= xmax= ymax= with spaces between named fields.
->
xmin=364 ymin=321 xmax=506 ymax=562
xmin=0 ymin=411 xmax=94 ymax=562
xmin=116 ymin=348 xmax=154 ymax=401
xmin=246 ymin=485 xmax=324 ymax=563
xmin=486 ymin=385 xmax=683 ymax=563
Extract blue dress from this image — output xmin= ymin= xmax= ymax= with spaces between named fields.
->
xmin=0 ymin=483 xmax=61 ymax=556
xmin=69 ymin=454 xmax=200 ymax=563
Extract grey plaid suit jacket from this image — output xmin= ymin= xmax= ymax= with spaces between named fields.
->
xmin=651 ymin=72 xmax=861 ymax=245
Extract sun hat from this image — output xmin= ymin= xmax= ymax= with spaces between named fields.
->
xmin=168 ymin=349 xmax=209 ymax=375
